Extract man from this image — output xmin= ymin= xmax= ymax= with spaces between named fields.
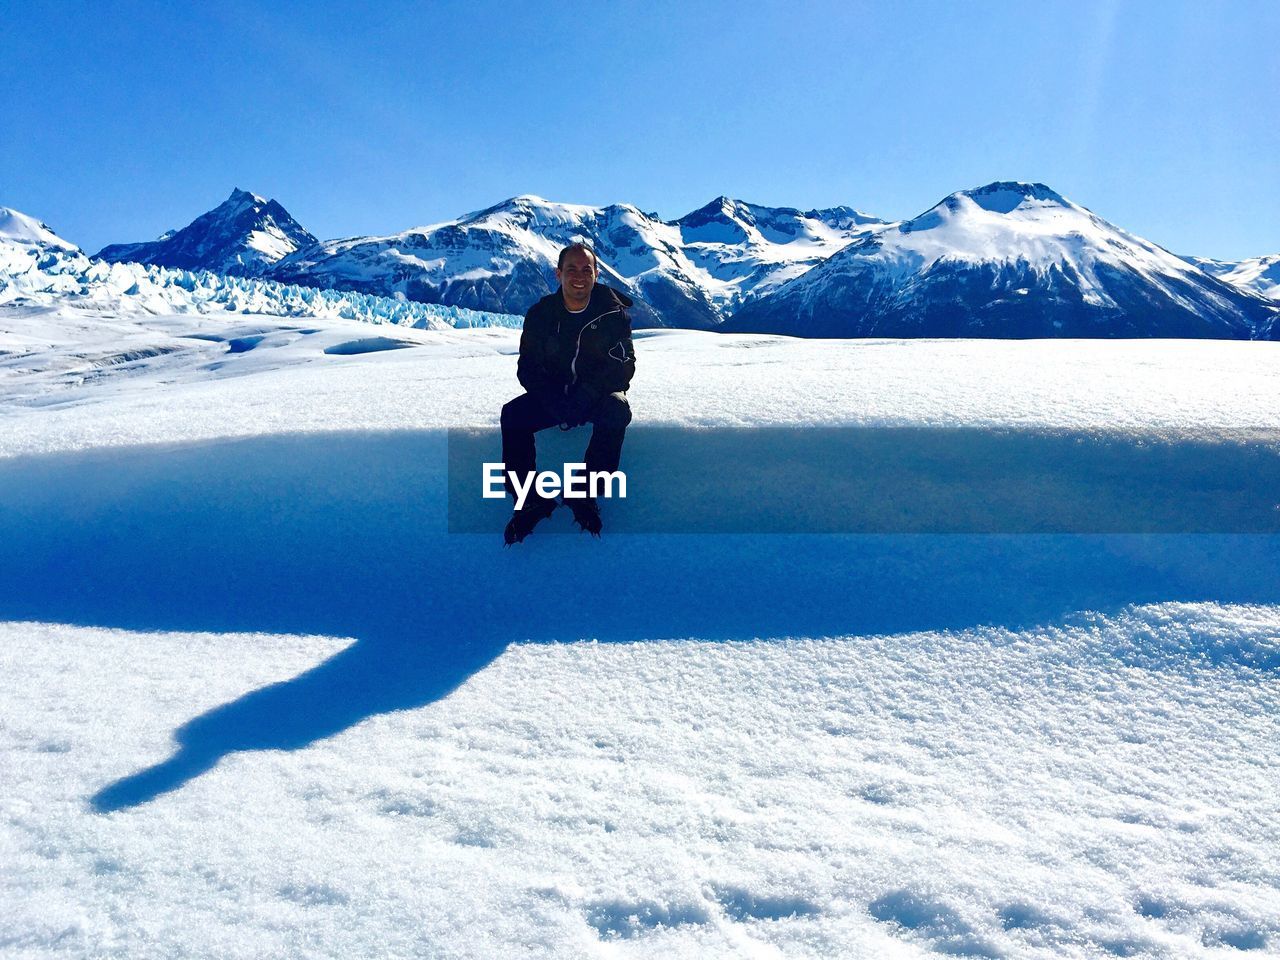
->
xmin=500 ymin=242 xmax=636 ymax=544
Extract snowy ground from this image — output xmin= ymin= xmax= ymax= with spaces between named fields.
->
xmin=2 ymin=303 xmax=1280 ymax=958
xmin=4 ymin=306 xmax=1280 ymax=454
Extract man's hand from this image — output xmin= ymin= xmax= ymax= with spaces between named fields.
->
xmin=563 ymin=386 xmax=598 ymax=427
xmin=546 ymin=395 xmax=571 ymax=425
xmin=541 ymin=393 xmax=574 ymax=427
xmin=542 ymin=387 xmax=598 ymax=428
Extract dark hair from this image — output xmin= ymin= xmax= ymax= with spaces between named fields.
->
xmin=557 ymin=242 xmax=598 ymax=270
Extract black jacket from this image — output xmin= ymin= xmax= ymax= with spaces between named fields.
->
xmin=517 ymin=284 xmax=636 ymax=407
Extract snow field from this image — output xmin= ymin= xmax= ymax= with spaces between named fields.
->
xmin=4 ymin=325 xmax=1280 ymax=461
xmin=3 ymin=296 xmax=1280 ymax=958
xmin=2 ymin=605 xmax=1278 ymax=958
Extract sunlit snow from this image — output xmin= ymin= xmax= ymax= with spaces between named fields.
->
xmin=1188 ymin=253 xmax=1280 ymax=303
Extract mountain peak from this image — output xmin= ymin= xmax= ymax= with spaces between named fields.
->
xmin=805 ymin=205 xmax=887 ymax=229
xmin=685 ymin=196 xmax=742 ymax=218
xmin=459 ymin=194 xmax=601 ymax=231
xmin=480 ymin=194 xmax=550 ymax=211
xmin=0 ymin=207 xmax=79 ymax=250
xmin=676 ymin=197 xmax=755 ymax=244
xmin=95 ymin=190 xmax=316 ymax=275
xmin=956 ymin=181 xmax=1069 ymax=213
xmin=223 ymin=188 xmax=270 ymax=213
xmin=728 ymin=180 xmax=1275 ymax=340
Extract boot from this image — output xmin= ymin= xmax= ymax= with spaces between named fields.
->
xmin=503 ymin=496 xmax=558 ymax=546
xmin=568 ymin=496 xmax=602 ymax=537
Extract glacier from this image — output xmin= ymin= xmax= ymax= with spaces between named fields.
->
xmin=1 ymin=212 xmax=521 ymax=331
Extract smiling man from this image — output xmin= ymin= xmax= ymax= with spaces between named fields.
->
xmin=500 ymin=243 xmax=636 ymax=544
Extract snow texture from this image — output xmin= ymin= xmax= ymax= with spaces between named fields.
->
xmin=3 ymin=607 xmax=1279 ymax=959
xmin=6 ymin=317 xmax=1280 ymax=459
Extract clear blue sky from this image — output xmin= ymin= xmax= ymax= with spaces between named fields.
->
xmin=2 ymin=0 xmax=1276 ymax=259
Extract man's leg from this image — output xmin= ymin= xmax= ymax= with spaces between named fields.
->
xmin=584 ymin=392 xmax=632 ymax=477
xmin=501 ymin=392 xmax=559 ymax=502
xmin=567 ymin=392 xmax=630 ymax=536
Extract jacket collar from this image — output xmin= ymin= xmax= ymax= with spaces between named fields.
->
xmin=556 ymin=283 xmax=633 ymax=319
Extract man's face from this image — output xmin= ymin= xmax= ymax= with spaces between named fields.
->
xmin=556 ymin=250 xmax=597 ymax=308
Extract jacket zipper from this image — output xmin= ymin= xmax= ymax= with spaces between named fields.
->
xmin=570 ymin=308 xmax=621 ymax=386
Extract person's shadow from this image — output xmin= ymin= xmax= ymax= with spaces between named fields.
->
xmin=0 ymin=429 xmax=1276 ymax=812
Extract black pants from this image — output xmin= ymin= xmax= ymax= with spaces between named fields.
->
xmin=500 ymin=391 xmax=631 ymax=504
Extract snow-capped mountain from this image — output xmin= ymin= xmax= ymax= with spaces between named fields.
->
xmin=1184 ymin=253 xmax=1280 ymax=303
xmin=271 ymin=196 xmax=683 ymax=328
xmin=0 ymin=206 xmax=516 ymax=330
xmin=95 ymin=189 xmax=318 ymax=277
xmin=0 ymin=207 xmax=79 ymax=251
xmin=727 ymin=182 xmax=1279 ymax=339
xmin=269 ymin=194 xmax=885 ymax=329
xmin=675 ymin=196 xmax=886 ymax=307
xmin=81 ymin=185 xmax=1278 ymax=338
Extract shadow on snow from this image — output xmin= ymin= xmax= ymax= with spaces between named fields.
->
xmin=0 ymin=428 xmax=1276 ymax=812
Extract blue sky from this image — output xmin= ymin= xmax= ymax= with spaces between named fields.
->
xmin=3 ymin=0 xmax=1277 ymax=259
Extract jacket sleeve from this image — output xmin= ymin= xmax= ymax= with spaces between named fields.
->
xmin=600 ymin=327 xmax=636 ymax=394
xmin=516 ymin=304 xmax=557 ymax=400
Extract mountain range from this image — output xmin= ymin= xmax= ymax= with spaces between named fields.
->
xmin=95 ymin=190 xmax=886 ymax=330
xmin=63 ymin=184 xmax=1280 ymax=340
xmin=728 ymin=182 xmax=1275 ymax=339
